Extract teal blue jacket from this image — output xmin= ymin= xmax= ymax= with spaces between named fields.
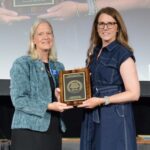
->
xmin=10 ymin=56 xmax=66 ymax=132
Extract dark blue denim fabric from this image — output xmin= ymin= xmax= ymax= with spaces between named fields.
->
xmin=80 ymin=41 xmax=137 ymax=150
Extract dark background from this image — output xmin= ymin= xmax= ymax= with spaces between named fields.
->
xmin=0 ymin=80 xmax=150 ymax=139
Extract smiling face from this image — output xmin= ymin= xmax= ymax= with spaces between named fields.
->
xmin=97 ymin=13 xmax=118 ymax=47
xmin=33 ymin=22 xmax=54 ymax=53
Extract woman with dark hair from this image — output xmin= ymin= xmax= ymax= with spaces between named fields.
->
xmin=78 ymin=7 xmax=140 ymax=150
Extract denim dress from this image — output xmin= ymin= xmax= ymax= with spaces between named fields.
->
xmin=80 ymin=41 xmax=137 ymax=150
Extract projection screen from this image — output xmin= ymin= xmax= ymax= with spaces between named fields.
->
xmin=0 ymin=0 xmax=150 ymax=81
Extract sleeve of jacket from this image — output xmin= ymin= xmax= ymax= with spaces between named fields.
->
xmin=10 ymin=58 xmax=48 ymax=118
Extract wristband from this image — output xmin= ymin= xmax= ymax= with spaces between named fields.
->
xmin=87 ymin=0 xmax=97 ymax=15
xmin=76 ymin=4 xmax=80 ymax=17
xmin=104 ymin=96 xmax=110 ymax=105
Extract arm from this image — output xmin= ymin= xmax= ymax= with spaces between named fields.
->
xmin=78 ymin=57 xmax=140 ymax=109
xmin=95 ymin=0 xmax=149 ymax=11
xmin=103 ymin=57 xmax=140 ymax=104
xmin=79 ymin=0 xmax=149 ymax=15
xmin=38 ymin=0 xmax=150 ymax=20
xmin=10 ymin=61 xmax=48 ymax=117
xmin=0 ymin=7 xmax=30 ymax=24
xmin=38 ymin=1 xmax=88 ymax=19
xmin=10 ymin=60 xmax=72 ymax=115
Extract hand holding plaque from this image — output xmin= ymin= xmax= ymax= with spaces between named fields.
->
xmin=59 ymin=68 xmax=91 ymax=106
xmin=3 ymin=0 xmax=63 ymax=16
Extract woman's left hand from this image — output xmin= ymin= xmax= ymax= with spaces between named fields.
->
xmin=38 ymin=1 xmax=80 ymax=20
xmin=78 ymin=97 xmax=102 ymax=109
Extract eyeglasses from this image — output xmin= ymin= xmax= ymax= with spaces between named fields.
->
xmin=97 ymin=22 xmax=117 ymax=29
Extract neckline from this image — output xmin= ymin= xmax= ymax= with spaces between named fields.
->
xmin=97 ymin=48 xmax=103 ymax=59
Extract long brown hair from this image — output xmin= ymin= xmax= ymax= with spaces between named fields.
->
xmin=86 ymin=7 xmax=133 ymax=66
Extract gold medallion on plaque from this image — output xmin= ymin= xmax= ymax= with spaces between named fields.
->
xmin=67 ymin=80 xmax=83 ymax=94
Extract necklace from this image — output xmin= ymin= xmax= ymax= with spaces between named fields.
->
xmin=46 ymin=68 xmax=52 ymax=78
xmin=44 ymin=63 xmax=52 ymax=78
xmin=97 ymin=48 xmax=103 ymax=59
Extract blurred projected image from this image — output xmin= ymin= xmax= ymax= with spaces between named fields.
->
xmin=1 ymin=0 xmax=150 ymax=23
xmin=0 ymin=0 xmax=150 ymax=81
xmin=2 ymin=0 xmax=63 ymax=16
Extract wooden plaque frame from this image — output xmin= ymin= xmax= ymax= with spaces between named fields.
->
xmin=59 ymin=68 xmax=91 ymax=106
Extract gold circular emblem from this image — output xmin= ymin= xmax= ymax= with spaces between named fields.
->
xmin=67 ymin=80 xmax=82 ymax=93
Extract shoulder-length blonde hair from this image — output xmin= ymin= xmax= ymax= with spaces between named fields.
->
xmin=86 ymin=7 xmax=133 ymax=66
xmin=28 ymin=18 xmax=57 ymax=61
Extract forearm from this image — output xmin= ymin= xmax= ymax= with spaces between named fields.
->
xmin=77 ymin=0 xmax=142 ymax=16
xmin=77 ymin=2 xmax=88 ymax=15
xmin=98 ymin=90 xmax=140 ymax=106
xmin=11 ymin=94 xmax=48 ymax=117
xmin=95 ymin=0 xmax=146 ymax=11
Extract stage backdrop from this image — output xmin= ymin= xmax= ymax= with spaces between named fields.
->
xmin=0 ymin=0 xmax=150 ymax=81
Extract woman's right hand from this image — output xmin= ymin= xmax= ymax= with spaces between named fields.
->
xmin=0 ymin=7 xmax=30 ymax=24
xmin=48 ymin=102 xmax=73 ymax=112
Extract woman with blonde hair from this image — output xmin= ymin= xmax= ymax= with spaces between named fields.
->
xmin=10 ymin=19 xmax=72 ymax=150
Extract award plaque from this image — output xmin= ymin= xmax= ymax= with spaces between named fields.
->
xmin=59 ymin=68 xmax=91 ymax=106
xmin=3 ymin=0 xmax=64 ymax=15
